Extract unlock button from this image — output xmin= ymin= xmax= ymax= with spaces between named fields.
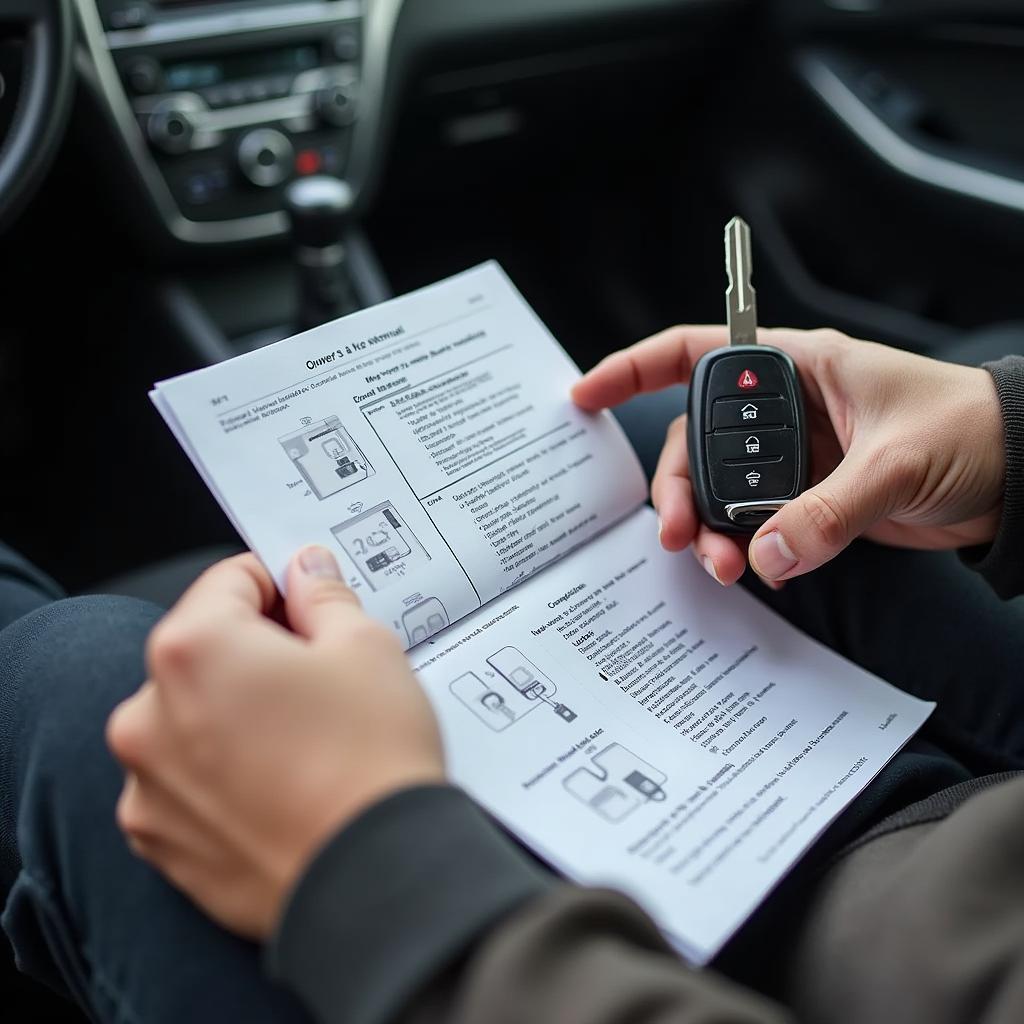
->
xmin=707 ymin=427 xmax=793 ymax=463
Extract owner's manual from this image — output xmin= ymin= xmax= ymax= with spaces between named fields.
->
xmin=151 ymin=262 xmax=933 ymax=962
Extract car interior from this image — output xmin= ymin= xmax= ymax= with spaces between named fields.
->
xmin=2 ymin=0 xmax=1023 ymax=1016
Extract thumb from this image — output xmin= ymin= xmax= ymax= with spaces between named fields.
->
xmin=748 ymin=451 xmax=897 ymax=581
xmin=285 ymin=544 xmax=364 ymax=641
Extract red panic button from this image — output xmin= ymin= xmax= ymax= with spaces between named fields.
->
xmin=295 ymin=149 xmax=322 ymax=176
xmin=738 ymin=368 xmax=759 ymax=389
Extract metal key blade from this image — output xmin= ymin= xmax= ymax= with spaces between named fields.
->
xmin=725 ymin=216 xmax=758 ymax=346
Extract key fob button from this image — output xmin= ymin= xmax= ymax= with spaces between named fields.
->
xmin=709 ymin=455 xmax=797 ymax=502
xmin=707 ymin=353 xmax=792 ymax=400
xmin=712 ymin=396 xmax=792 ymax=430
xmin=706 ymin=427 xmax=793 ymax=462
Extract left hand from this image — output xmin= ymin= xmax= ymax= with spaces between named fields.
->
xmin=106 ymin=546 xmax=444 ymax=940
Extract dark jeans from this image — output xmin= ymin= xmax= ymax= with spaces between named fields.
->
xmin=0 ymin=548 xmax=311 ymax=1022
xmin=1 ymin=535 xmax=1023 ymax=1023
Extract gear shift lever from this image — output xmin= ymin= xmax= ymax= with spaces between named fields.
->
xmin=284 ymin=176 xmax=358 ymax=331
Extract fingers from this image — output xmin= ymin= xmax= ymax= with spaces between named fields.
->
xmin=572 ymin=326 xmax=732 ymax=411
xmin=144 ymin=553 xmax=281 ymax=682
xmin=748 ymin=450 xmax=897 ymax=582
xmin=650 ymin=414 xmax=747 ymax=584
xmin=284 ymin=544 xmax=366 ymax=643
xmin=691 ymin=525 xmax=747 ymax=587
xmin=158 ymin=553 xmax=278 ymax=640
xmin=107 ymin=680 xmax=163 ymax=771
xmin=651 ymin=415 xmax=699 ymax=551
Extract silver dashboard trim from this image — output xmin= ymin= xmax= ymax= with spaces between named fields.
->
xmin=74 ymin=0 xmax=403 ymax=244
xmin=105 ymin=0 xmax=362 ymax=50
xmin=799 ymin=52 xmax=1024 ymax=216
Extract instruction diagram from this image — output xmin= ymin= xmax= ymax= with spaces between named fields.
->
xmin=331 ymin=502 xmax=430 ymax=591
xmin=449 ymin=647 xmax=577 ymax=731
xmin=403 ymin=597 xmax=449 ymax=646
xmin=563 ymin=743 xmax=667 ymax=823
xmin=280 ymin=416 xmax=374 ymax=500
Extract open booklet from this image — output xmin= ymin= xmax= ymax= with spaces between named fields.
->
xmin=152 ymin=262 xmax=933 ymax=963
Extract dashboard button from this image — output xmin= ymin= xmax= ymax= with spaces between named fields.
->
xmin=125 ymin=57 xmax=161 ymax=95
xmin=237 ymin=128 xmax=294 ymax=187
xmin=244 ymin=78 xmax=269 ymax=103
xmin=203 ymin=85 xmax=229 ymax=108
xmin=332 ymin=26 xmax=361 ymax=62
xmin=147 ymin=105 xmax=194 ymax=155
xmin=267 ymin=75 xmax=293 ymax=99
xmin=316 ymin=82 xmax=358 ymax=127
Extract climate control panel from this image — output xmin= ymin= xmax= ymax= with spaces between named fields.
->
xmin=99 ymin=1 xmax=364 ymax=229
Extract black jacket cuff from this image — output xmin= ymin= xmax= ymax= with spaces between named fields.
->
xmin=960 ymin=355 xmax=1024 ymax=598
xmin=266 ymin=785 xmax=553 ymax=1024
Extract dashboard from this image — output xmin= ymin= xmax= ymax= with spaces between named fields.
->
xmin=72 ymin=0 xmax=738 ymax=245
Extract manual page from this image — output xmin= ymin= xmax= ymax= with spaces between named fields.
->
xmin=412 ymin=505 xmax=934 ymax=963
xmin=153 ymin=262 xmax=647 ymax=647
xmin=154 ymin=262 xmax=934 ymax=960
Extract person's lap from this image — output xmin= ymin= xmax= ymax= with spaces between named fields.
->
xmin=0 ymin=545 xmax=312 ymax=1023
xmin=1 ymin=522 xmax=1021 ymax=1020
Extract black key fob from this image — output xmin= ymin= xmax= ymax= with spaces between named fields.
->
xmin=686 ymin=345 xmax=809 ymax=533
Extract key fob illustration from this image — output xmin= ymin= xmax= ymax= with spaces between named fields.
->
xmin=686 ymin=218 xmax=809 ymax=534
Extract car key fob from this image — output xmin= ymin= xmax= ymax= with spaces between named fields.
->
xmin=687 ymin=219 xmax=809 ymax=534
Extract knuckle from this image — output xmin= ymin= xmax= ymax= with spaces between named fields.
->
xmin=106 ymin=698 xmax=147 ymax=768
xmin=875 ymin=443 xmax=923 ymax=506
xmin=308 ymin=578 xmax=362 ymax=612
xmin=146 ymin=619 xmax=208 ymax=678
xmin=800 ymin=489 xmax=850 ymax=550
xmin=347 ymin=617 xmax=399 ymax=653
xmin=115 ymin=784 xmax=149 ymax=839
xmin=813 ymin=327 xmax=849 ymax=350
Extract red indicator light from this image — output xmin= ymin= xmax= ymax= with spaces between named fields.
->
xmin=295 ymin=149 xmax=322 ymax=176
xmin=738 ymin=369 xmax=759 ymax=389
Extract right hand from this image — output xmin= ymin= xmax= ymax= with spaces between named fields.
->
xmin=572 ymin=327 xmax=1005 ymax=585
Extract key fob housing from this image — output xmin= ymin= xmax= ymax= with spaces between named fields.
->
xmin=686 ymin=345 xmax=808 ymax=534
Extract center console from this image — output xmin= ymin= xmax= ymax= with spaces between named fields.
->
xmin=76 ymin=0 xmax=399 ymax=243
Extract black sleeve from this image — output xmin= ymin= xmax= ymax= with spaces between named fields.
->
xmin=266 ymin=785 xmax=795 ymax=1024
xmin=960 ymin=355 xmax=1024 ymax=599
xmin=264 ymin=785 xmax=554 ymax=1024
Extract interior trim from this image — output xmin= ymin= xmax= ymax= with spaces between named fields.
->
xmin=105 ymin=0 xmax=361 ymax=50
xmin=73 ymin=0 xmax=403 ymax=244
xmin=798 ymin=51 xmax=1024 ymax=216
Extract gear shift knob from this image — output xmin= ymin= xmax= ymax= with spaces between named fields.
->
xmin=284 ymin=176 xmax=357 ymax=331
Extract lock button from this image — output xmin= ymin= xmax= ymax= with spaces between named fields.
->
xmin=712 ymin=396 xmax=793 ymax=430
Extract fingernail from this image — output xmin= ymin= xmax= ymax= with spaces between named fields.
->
xmin=750 ymin=531 xmax=798 ymax=581
xmin=702 ymin=556 xmax=724 ymax=585
xmin=657 ymin=516 xmax=664 ymax=543
xmin=299 ymin=545 xmax=341 ymax=579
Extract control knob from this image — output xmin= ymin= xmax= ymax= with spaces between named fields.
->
xmin=147 ymin=102 xmax=195 ymax=155
xmin=237 ymin=128 xmax=294 ymax=187
xmin=315 ymin=81 xmax=358 ymax=128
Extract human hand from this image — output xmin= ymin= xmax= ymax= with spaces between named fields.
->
xmin=106 ymin=547 xmax=443 ymax=940
xmin=573 ymin=327 xmax=1005 ymax=584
